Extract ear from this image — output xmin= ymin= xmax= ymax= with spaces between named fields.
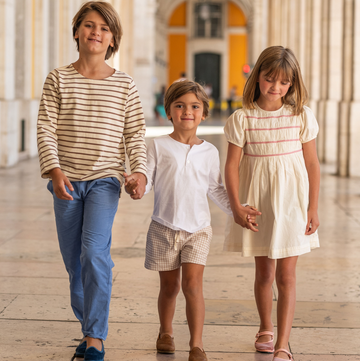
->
xmin=74 ymin=29 xmax=79 ymax=39
xmin=110 ymin=36 xmax=114 ymax=48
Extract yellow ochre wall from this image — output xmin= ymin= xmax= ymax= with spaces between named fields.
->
xmin=228 ymin=35 xmax=247 ymax=96
xmin=168 ymin=2 xmax=187 ymax=85
xmin=228 ymin=2 xmax=247 ymax=96
xmin=228 ymin=1 xmax=247 ymax=27
xmin=168 ymin=34 xmax=187 ymax=85
xmin=168 ymin=2 xmax=186 ymax=26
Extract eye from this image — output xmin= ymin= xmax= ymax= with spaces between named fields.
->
xmin=175 ymin=104 xmax=183 ymax=108
xmin=102 ymin=27 xmax=109 ymax=31
xmin=85 ymin=24 xmax=91 ymax=28
xmin=193 ymin=105 xmax=199 ymax=109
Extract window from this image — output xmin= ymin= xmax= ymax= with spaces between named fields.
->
xmin=194 ymin=3 xmax=222 ymax=38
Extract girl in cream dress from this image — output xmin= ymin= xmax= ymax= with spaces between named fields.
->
xmin=224 ymin=46 xmax=320 ymax=361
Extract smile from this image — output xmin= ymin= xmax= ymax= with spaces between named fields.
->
xmin=88 ymin=38 xmax=101 ymax=43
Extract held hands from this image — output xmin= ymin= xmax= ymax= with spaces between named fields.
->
xmin=305 ymin=208 xmax=320 ymax=235
xmin=233 ymin=205 xmax=261 ymax=232
xmin=123 ymin=172 xmax=146 ymax=200
xmin=49 ymin=168 xmax=74 ymax=200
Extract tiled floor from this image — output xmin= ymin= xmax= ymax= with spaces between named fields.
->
xmin=1 ymin=130 xmax=360 ymax=360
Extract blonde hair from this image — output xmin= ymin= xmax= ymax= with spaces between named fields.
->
xmin=72 ymin=1 xmax=122 ymax=60
xmin=243 ymin=46 xmax=308 ymax=115
xmin=164 ymin=80 xmax=210 ymax=120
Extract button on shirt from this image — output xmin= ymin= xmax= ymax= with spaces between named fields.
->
xmin=145 ymin=135 xmax=232 ymax=233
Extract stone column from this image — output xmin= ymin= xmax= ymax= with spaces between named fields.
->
xmin=287 ymin=0 xmax=300 ymax=57
xmin=316 ymin=0 xmax=330 ymax=162
xmin=131 ymin=0 xmax=156 ymax=120
xmin=308 ymin=0 xmax=322 ymax=134
xmin=111 ymin=0 xmax=134 ymax=76
xmin=325 ymin=0 xmax=344 ymax=165
xmin=0 ymin=0 xmax=18 ymax=167
xmin=250 ymin=0 xmax=269 ymax=63
xmin=268 ymin=0 xmax=282 ymax=45
xmin=349 ymin=1 xmax=360 ymax=176
xmin=337 ymin=0 xmax=354 ymax=176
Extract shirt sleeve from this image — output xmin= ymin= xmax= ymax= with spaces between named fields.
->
xmin=224 ymin=110 xmax=247 ymax=148
xmin=207 ymin=147 xmax=233 ymax=215
xmin=123 ymin=79 xmax=147 ymax=177
xmin=300 ymin=106 xmax=319 ymax=143
xmin=37 ymin=70 xmax=61 ymax=178
xmin=145 ymin=139 xmax=156 ymax=194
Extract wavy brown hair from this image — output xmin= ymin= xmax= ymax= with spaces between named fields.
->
xmin=72 ymin=1 xmax=122 ymax=60
xmin=164 ymin=80 xmax=210 ymax=121
xmin=243 ymin=46 xmax=308 ymax=115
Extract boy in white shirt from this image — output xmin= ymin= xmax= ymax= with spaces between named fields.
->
xmin=125 ymin=80 xmax=260 ymax=361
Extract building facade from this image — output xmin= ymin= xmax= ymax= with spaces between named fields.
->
xmin=0 ymin=0 xmax=359 ymax=177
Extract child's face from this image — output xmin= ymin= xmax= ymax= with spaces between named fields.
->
xmin=257 ymin=70 xmax=291 ymax=107
xmin=75 ymin=11 xmax=114 ymax=57
xmin=167 ymin=93 xmax=205 ymax=132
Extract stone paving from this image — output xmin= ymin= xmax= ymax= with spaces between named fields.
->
xmin=1 ymin=129 xmax=360 ymax=360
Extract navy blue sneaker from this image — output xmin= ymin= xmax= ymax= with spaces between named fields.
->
xmin=84 ymin=342 xmax=105 ymax=361
xmin=71 ymin=340 xmax=87 ymax=360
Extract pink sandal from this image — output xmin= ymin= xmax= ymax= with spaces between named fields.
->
xmin=254 ymin=331 xmax=274 ymax=353
xmin=273 ymin=348 xmax=293 ymax=361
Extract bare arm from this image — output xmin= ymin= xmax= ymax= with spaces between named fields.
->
xmin=225 ymin=142 xmax=260 ymax=232
xmin=302 ymin=139 xmax=320 ymax=235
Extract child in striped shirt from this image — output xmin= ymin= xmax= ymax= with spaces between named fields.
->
xmin=37 ymin=2 xmax=146 ymax=361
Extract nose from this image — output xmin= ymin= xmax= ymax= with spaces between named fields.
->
xmin=92 ymin=26 xmax=100 ymax=35
xmin=183 ymin=105 xmax=191 ymax=114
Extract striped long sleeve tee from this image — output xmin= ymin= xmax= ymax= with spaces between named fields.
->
xmin=37 ymin=64 xmax=147 ymax=183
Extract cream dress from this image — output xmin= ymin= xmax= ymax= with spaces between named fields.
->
xmin=224 ymin=103 xmax=320 ymax=259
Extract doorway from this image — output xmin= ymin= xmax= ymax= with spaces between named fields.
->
xmin=194 ymin=53 xmax=221 ymax=100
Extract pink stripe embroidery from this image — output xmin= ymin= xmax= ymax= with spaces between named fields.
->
xmin=247 ymin=139 xmax=300 ymax=145
xmin=246 ymin=126 xmax=300 ymax=131
xmin=244 ymin=149 xmax=303 ymax=157
xmin=245 ymin=114 xmax=294 ymax=119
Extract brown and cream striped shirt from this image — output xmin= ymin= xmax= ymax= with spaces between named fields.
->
xmin=37 ymin=64 xmax=147 ymax=183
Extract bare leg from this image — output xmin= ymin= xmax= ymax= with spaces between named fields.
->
xmin=85 ymin=336 xmax=102 ymax=351
xmin=274 ymin=256 xmax=298 ymax=359
xmin=158 ymin=269 xmax=181 ymax=336
xmin=182 ymin=263 xmax=205 ymax=350
xmin=254 ymin=256 xmax=276 ymax=343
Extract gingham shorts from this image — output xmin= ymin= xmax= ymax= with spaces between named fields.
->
xmin=145 ymin=220 xmax=213 ymax=271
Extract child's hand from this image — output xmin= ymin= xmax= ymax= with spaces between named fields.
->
xmin=124 ymin=172 xmax=140 ymax=195
xmin=305 ymin=209 xmax=320 ymax=235
xmin=233 ymin=205 xmax=261 ymax=232
xmin=49 ymin=168 xmax=74 ymax=200
xmin=123 ymin=172 xmax=146 ymax=199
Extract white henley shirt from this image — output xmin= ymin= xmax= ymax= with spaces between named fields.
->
xmin=145 ymin=135 xmax=232 ymax=233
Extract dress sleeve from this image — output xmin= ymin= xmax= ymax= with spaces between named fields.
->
xmin=123 ymin=79 xmax=147 ymax=177
xmin=224 ymin=110 xmax=247 ymax=148
xmin=37 ymin=70 xmax=61 ymax=178
xmin=207 ymin=147 xmax=233 ymax=215
xmin=145 ymin=139 xmax=156 ymax=195
xmin=300 ymin=106 xmax=319 ymax=143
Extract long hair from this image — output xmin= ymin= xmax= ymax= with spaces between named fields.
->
xmin=243 ymin=46 xmax=308 ymax=115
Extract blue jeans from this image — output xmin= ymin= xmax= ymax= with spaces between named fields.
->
xmin=48 ymin=177 xmax=120 ymax=340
